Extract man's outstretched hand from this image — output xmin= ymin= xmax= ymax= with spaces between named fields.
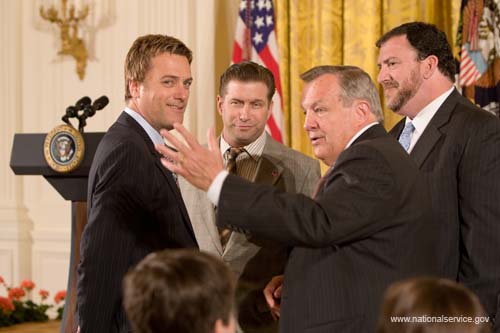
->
xmin=155 ymin=123 xmax=224 ymax=192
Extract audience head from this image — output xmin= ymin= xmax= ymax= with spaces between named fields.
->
xmin=300 ymin=65 xmax=383 ymax=166
xmin=123 ymin=249 xmax=236 ymax=333
xmin=377 ymin=277 xmax=491 ymax=333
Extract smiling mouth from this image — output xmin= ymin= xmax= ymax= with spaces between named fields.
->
xmin=236 ymin=125 xmax=254 ymax=130
xmin=167 ymin=104 xmax=185 ymax=111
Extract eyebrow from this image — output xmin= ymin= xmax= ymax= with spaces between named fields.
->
xmin=377 ymin=57 xmax=399 ymax=67
xmin=160 ymin=75 xmax=193 ymax=82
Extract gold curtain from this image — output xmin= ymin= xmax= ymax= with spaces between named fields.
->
xmin=275 ymin=0 xmax=461 ymax=162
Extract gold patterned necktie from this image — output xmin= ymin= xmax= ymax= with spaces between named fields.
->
xmin=219 ymin=147 xmax=244 ymax=250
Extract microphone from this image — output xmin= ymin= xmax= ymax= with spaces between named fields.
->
xmin=62 ymin=106 xmax=77 ymax=124
xmin=75 ymin=96 xmax=91 ymax=111
xmin=91 ymin=95 xmax=109 ymax=111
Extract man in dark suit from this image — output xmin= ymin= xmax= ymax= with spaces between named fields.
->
xmin=377 ymin=22 xmax=500 ymax=331
xmin=156 ymin=65 xmax=440 ymax=332
xmin=76 ymin=34 xmax=198 ymax=333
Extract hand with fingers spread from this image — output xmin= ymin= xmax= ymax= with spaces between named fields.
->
xmin=263 ymin=275 xmax=284 ymax=320
xmin=155 ymin=123 xmax=224 ymax=191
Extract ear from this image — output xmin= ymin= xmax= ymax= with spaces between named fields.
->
xmin=129 ymin=80 xmax=140 ymax=99
xmin=214 ymin=318 xmax=236 ymax=333
xmin=217 ymin=95 xmax=224 ymax=116
xmin=353 ymin=100 xmax=373 ymax=123
xmin=266 ymin=100 xmax=274 ymax=121
xmin=421 ymin=55 xmax=439 ymax=79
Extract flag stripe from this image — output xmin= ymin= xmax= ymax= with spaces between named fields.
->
xmin=232 ymin=0 xmax=285 ymax=143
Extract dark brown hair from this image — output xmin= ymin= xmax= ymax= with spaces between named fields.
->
xmin=219 ymin=61 xmax=276 ymax=102
xmin=124 ymin=34 xmax=192 ymax=101
xmin=123 ymin=249 xmax=235 ymax=333
xmin=377 ymin=277 xmax=491 ymax=333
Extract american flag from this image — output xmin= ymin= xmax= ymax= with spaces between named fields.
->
xmin=232 ymin=0 xmax=284 ymax=143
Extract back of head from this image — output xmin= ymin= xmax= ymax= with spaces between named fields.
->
xmin=377 ymin=277 xmax=491 ymax=333
xmin=300 ymin=65 xmax=384 ymax=123
xmin=123 ymin=249 xmax=236 ymax=333
xmin=376 ymin=22 xmax=456 ymax=83
xmin=219 ymin=61 xmax=276 ymax=102
xmin=124 ymin=34 xmax=193 ymax=101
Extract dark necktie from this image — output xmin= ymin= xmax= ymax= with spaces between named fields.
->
xmin=312 ymin=166 xmax=334 ymax=199
xmin=219 ymin=147 xmax=244 ymax=250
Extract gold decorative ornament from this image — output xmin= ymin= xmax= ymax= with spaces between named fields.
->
xmin=40 ymin=0 xmax=89 ymax=80
xmin=44 ymin=124 xmax=85 ymax=173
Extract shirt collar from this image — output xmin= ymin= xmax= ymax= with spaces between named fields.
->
xmin=405 ymin=87 xmax=454 ymax=133
xmin=124 ymin=107 xmax=164 ymax=146
xmin=219 ymin=130 xmax=267 ymax=161
xmin=344 ymin=122 xmax=379 ymax=150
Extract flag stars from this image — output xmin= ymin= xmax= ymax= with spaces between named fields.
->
xmin=257 ymin=0 xmax=266 ymax=10
xmin=253 ymin=32 xmax=263 ymax=45
xmin=239 ymin=0 xmax=247 ymax=11
xmin=239 ymin=0 xmax=255 ymax=12
xmin=266 ymin=15 xmax=273 ymax=26
xmin=255 ymin=16 xmax=265 ymax=29
xmin=265 ymin=0 xmax=272 ymax=11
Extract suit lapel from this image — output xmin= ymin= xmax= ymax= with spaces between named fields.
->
xmin=225 ymin=134 xmax=283 ymax=253
xmin=253 ymin=134 xmax=283 ymax=186
xmin=407 ymin=90 xmax=458 ymax=168
xmin=118 ymin=112 xmax=195 ymax=236
xmin=179 ymin=177 xmax=223 ymax=255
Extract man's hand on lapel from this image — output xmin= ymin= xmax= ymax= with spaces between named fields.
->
xmin=156 ymin=123 xmax=223 ymax=192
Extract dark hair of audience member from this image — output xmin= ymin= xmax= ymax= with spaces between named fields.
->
xmin=377 ymin=277 xmax=491 ymax=333
xmin=123 ymin=249 xmax=236 ymax=333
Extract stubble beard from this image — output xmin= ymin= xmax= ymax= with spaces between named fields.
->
xmin=386 ymin=70 xmax=421 ymax=113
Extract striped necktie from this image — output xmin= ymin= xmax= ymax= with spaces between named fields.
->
xmin=219 ymin=147 xmax=244 ymax=250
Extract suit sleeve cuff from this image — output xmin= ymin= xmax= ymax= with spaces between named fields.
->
xmin=207 ymin=170 xmax=229 ymax=206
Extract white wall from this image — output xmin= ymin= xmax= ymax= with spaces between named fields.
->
xmin=0 ymin=0 xmax=238 ymax=311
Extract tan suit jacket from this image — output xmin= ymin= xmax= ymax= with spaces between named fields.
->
xmin=179 ymin=133 xmax=320 ymax=333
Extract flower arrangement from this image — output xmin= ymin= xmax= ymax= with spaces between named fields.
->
xmin=0 ymin=275 xmax=66 ymax=327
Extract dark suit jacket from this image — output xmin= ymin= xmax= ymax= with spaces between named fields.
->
xmin=180 ymin=134 xmax=320 ymax=333
xmin=76 ymin=112 xmax=198 ymax=333
xmin=217 ymin=124 xmax=440 ymax=333
xmin=390 ymin=89 xmax=500 ymax=331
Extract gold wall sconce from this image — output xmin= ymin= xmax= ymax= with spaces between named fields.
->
xmin=40 ymin=0 xmax=89 ymax=80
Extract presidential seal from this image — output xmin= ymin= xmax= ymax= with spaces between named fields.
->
xmin=44 ymin=124 xmax=85 ymax=173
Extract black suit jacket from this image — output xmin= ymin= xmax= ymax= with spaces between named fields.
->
xmin=76 ymin=112 xmax=198 ymax=333
xmin=217 ymin=124 xmax=440 ymax=333
xmin=390 ymin=89 xmax=500 ymax=331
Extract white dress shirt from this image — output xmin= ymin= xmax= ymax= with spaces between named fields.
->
xmin=403 ymin=87 xmax=454 ymax=153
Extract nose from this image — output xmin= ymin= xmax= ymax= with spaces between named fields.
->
xmin=377 ymin=66 xmax=388 ymax=84
xmin=174 ymin=82 xmax=189 ymax=101
xmin=239 ymin=105 xmax=249 ymax=121
xmin=303 ymin=110 xmax=317 ymax=132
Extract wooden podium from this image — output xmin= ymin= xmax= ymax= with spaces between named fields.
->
xmin=10 ymin=132 xmax=104 ymax=333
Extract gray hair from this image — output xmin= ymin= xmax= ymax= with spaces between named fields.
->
xmin=300 ymin=65 xmax=384 ymax=123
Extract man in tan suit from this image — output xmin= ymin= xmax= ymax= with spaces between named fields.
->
xmin=179 ymin=61 xmax=320 ymax=333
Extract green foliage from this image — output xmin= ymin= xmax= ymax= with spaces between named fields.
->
xmin=0 ymin=300 xmax=51 ymax=327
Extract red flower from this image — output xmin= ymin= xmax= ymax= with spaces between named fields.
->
xmin=0 ymin=275 xmax=4 ymax=285
xmin=0 ymin=296 xmax=14 ymax=312
xmin=8 ymin=287 xmax=25 ymax=301
xmin=20 ymin=279 xmax=35 ymax=291
xmin=39 ymin=289 xmax=50 ymax=300
xmin=54 ymin=290 xmax=66 ymax=304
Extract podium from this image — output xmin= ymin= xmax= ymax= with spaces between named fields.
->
xmin=10 ymin=132 xmax=105 ymax=333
